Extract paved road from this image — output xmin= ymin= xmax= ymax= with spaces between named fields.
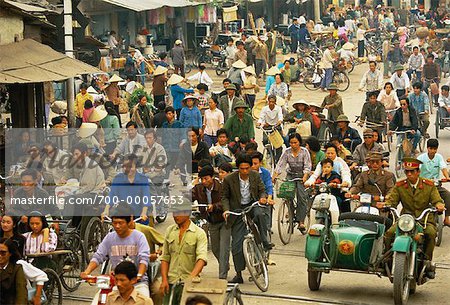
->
xmin=63 ymin=60 xmax=450 ymax=304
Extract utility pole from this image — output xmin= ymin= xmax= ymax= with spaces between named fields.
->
xmin=64 ymin=0 xmax=75 ymax=127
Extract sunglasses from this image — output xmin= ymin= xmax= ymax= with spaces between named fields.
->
xmin=404 ymin=169 xmax=417 ymax=173
xmin=0 ymin=250 xmax=8 ymax=256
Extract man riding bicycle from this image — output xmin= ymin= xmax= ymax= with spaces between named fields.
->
xmin=257 ymin=95 xmax=283 ymax=163
xmin=222 ymin=154 xmax=268 ymax=284
xmin=388 ymin=97 xmax=421 ymax=153
xmin=408 ymin=82 xmax=430 ymax=138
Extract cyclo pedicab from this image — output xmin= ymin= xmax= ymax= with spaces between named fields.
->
xmin=305 ymin=158 xmax=444 ymax=305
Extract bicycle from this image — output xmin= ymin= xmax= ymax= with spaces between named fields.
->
xmin=277 ymin=177 xmax=305 ymax=245
xmin=258 ymin=125 xmax=282 ymax=175
xmin=391 ymin=130 xmax=421 ymax=178
xmin=423 ymin=77 xmax=439 ymax=114
xmin=317 ymin=118 xmax=333 ymax=145
xmin=303 ymin=65 xmax=350 ymax=92
xmin=225 ymin=202 xmax=269 ymax=292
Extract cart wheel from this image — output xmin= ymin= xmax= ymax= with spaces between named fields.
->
xmin=61 ymin=233 xmax=85 ymax=292
xmin=43 ymin=268 xmax=63 ymax=305
xmin=84 ymin=217 xmax=104 ymax=264
xmin=277 ymin=199 xmax=294 ymax=245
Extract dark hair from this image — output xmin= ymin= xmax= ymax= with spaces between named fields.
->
xmin=399 ymin=96 xmax=409 ymax=104
xmin=427 ymin=138 xmax=439 ymax=148
xmin=412 ymin=82 xmax=423 ymax=90
xmin=80 ymin=83 xmax=88 ymax=90
xmin=442 ymin=85 xmax=449 ymax=92
xmin=196 ymin=83 xmax=208 ymax=92
xmin=251 ymin=152 xmax=264 ymax=162
xmin=123 ymin=153 xmax=139 ymax=166
xmin=321 ymin=158 xmax=334 ymax=167
xmin=110 ymin=203 xmax=133 ymax=223
xmin=369 ymin=61 xmax=377 ymax=66
xmin=324 ymin=143 xmax=338 ymax=154
xmin=275 ymin=73 xmax=284 ymax=82
xmin=27 ymin=211 xmax=49 ymax=231
xmin=288 ymin=133 xmax=302 ymax=143
xmin=51 ymin=116 xmax=63 ymax=126
xmin=236 ymin=41 xmax=244 ymax=46
xmin=236 ymin=154 xmax=252 ymax=167
xmin=223 ymin=78 xmax=232 ymax=84
xmin=165 ymin=106 xmax=175 ymax=114
xmin=20 ymin=168 xmax=38 ymax=180
xmin=84 ymin=100 xmax=93 ymax=109
xmin=126 ymin=121 xmax=138 ymax=129
xmin=413 ymin=46 xmax=419 ymax=50
xmin=114 ymin=261 xmax=138 ymax=280
xmin=267 ymin=95 xmax=277 ymax=102
xmin=185 ymin=295 xmax=213 ymax=305
xmin=157 ymin=101 xmax=166 ymax=111
xmin=72 ymin=142 xmax=88 ymax=154
xmin=384 ymin=82 xmax=393 ymax=89
xmin=239 ymin=135 xmax=250 ymax=145
xmin=244 ymin=142 xmax=258 ymax=152
xmin=189 ymin=127 xmax=200 ymax=137
xmin=198 ymin=165 xmax=214 ymax=178
xmin=305 ymin=136 xmax=321 ymax=152
xmin=0 ymin=215 xmax=22 ymax=238
xmin=427 ymin=54 xmax=434 ymax=59
xmin=216 ymin=128 xmax=228 ymax=138
xmin=144 ymin=129 xmax=157 ymax=137
xmin=0 ymin=238 xmax=21 ymax=263
xmin=198 ymin=159 xmax=212 ymax=169
xmin=219 ymin=162 xmax=233 ymax=173
xmin=368 ymin=91 xmax=378 ymax=98
xmin=105 ymin=101 xmax=117 ymax=116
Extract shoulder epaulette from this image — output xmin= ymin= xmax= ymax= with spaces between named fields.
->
xmin=422 ymin=178 xmax=434 ymax=186
xmin=396 ymin=179 xmax=408 ymax=187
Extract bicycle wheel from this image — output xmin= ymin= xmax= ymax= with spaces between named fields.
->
xmin=436 ymin=213 xmax=444 ymax=247
xmin=419 ymin=134 xmax=426 ymax=153
xmin=262 ymin=144 xmax=275 ymax=175
xmin=277 ymin=199 xmax=294 ymax=245
xmin=333 ymin=72 xmax=350 ymax=92
xmin=43 ymin=268 xmax=63 ymax=305
xmin=387 ymin=133 xmax=393 ymax=152
xmin=184 ymin=64 xmax=192 ymax=74
xmin=435 ymin=110 xmax=441 ymax=138
xmin=395 ymin=144 xmax=404 ymax=178
xmin=303 ymin=70 xmax=322 ymax=91
xmin=322 ymin=126 xmax=332 ymax=144
xmin=83 ymin=217 xmax=104 ymax=264
xmin=243 ymin=238 xmax=269 ymax=292
xmin=61 ymin=233 xmax=85 ymax=292
xmin=224 ymin=287 xmax=244 ymax=305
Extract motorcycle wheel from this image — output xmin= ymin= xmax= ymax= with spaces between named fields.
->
xmin=393 ymin=252 xmax=411 ymax=305
xmin=436 ymin=213 xmax=444 ymax=247
xmin=308 ymin=270 xmax=322 ymax=291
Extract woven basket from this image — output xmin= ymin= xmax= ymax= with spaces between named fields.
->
xmin=278 ymin=181 xmax=296 ymax=199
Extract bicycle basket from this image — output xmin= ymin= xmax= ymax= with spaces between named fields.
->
xmin=268 ymin=130 xmax=284 ymax=149
xmin=278 ymin=181 xmax=296 ymax=199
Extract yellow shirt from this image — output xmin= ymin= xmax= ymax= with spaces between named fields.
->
xmin=75 ymin=92 xmax=93 ymax=118
xmin=106 ymin=289 xmax=153 ymax=305
xmin=160 ymin=221 xmax=208 ymax=284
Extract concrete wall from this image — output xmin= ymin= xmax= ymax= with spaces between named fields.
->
xmin=0 ymin=10 xmax=24 ymax=45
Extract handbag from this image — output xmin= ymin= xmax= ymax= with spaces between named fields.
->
xmin=296 ymin=121 xmax=311 ymax=137
xmin=118 ymin=98 xmax=129 ymax=114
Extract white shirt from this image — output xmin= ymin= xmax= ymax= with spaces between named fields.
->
xmin=210 ymin=144 xmax=233 ymax=158
xmin=239 ymin=175 xmax=251 ymax=206
xmin=17 ymin=260 xmax=48 ymax=286
xmin=133 ymin=49 xmax=144 ymax=62
xmin=359 ymin=69 xmax=383 ymax=91
xmin=321 ymin=49 xmax=334 ymax=69
xmin=204 ymin=108 xmax=224 ymax=136
xmin=258 ymin=105 xmax=283 ymax=126
xmin=108 ymin=35 xmax=118 ymax=48
xmin=298 ymin=16 xmax=307 ymax=24
xmin=187 ymin=71 xmax=213 ymax=88
xmin=438 ymin=93 xmax=450 ymax=107
xmin=307 ymin=156 xmax=352 ymax=186
xmin=356 ymin=28 xmax=366 ymax=41
xmin=378 ymin=89 xmax=400 ymax=110
xmin=390 ymin=72 xmax=410 ymax=90
xmin=314 ymin=24 xmax=324 ymax=32
xmin=338 ymin=49 xmax=354 ymax=61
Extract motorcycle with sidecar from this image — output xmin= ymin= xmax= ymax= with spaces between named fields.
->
xmin=305 ymin=187 xmax=441 ymax=305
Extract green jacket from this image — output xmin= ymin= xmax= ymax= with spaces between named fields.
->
xmin=224 ymin=113 xmax=255 ymax=140
xmin=100 ymin=115 xmax=121 ymax=144
xmin=385 ymin=177 xmax=443 ymax=224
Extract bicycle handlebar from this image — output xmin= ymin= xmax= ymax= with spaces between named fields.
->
xmin=224 ymin=201 xmax=267 ymax=216
xmin=103 ymin=215 xmax=143 ymax=223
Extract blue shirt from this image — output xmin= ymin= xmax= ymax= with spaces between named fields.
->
xmin=161 ymin=120 xmax=185 ymax=152
xmin=265 ymin=76 xmax=275 ymax=94
xmin=179 ymin=106 xmax=202 ymax=128
xmin=170 ymin=85 xmax=195 ymax=110
xmin=109 ymin=172 xmax=151 ymax=217
xmin=408 ymin=92 xmax=430 ymax=114
xmin=258 ymin=167 xmax=273 ymax=196
xmin=418 ymin=153 xmax=447 ymax=179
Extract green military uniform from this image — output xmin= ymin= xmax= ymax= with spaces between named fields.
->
xmin=384 ymin=158 xmax=444 ymax=260
xmin=321 ymin=92 xmax=343 ymax=121
xmin=223 ymin=101 xmax=255 ymax=141
xmin=350 ymin=168 xmax=396 ymax=198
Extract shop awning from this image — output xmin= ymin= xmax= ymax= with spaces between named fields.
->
xmin=99 ymin=0 xmax=200 ymax=12
xmin=0 ymin=39 xmax=101 ymax=84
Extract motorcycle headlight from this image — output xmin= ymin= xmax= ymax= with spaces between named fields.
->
xmin=398 ymin=214 xmax=415 ymax=232
xmin=319 ymin=184 xmax=327 ymax=193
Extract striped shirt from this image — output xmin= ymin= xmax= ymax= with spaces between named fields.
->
xmin=23 ymin=230 xmax=58 ymax=255
xmin=408 ymin=54 xmax=424 ymax=71
xmin=275 ymin=147 xmax=311 ymax=176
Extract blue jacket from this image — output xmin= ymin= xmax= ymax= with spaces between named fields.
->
xmin=265 ymin=76 xmax=275 ymax=94
xmin=408 ymin=92 xmax=430 ymax=114
xmin=299 ymin=28 xmax=311 ymax=44
xmin=259 ymin=167 xmax=273 ymax=196
xmin=179 ymin=106 xmax=202 ymax=128
xmin=161 ymin=120 xmax=185 ymax=152
xmin=170 ymin=85 xmax=195 ymax=110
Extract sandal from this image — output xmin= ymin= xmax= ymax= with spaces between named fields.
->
xmin=298 ymin=224 xmax=307 ymax=235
